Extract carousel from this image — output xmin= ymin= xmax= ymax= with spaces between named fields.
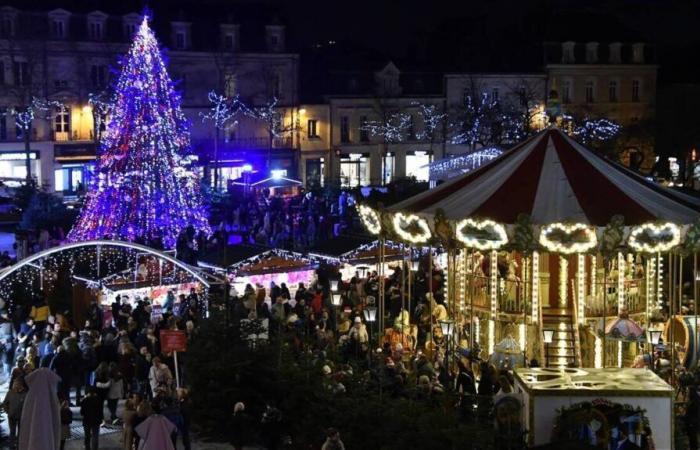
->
xmin=357 ymin=128 xmax=700 ymax=379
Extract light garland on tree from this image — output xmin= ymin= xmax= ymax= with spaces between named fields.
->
xmin=67 ymin=16 xmax=211 ymax=249
xmin=358 ymin=205 xmax=382 ymax=235
xmin=392 ymin=213 xmax=432 ymax=244
xmin=539 ymin=223 xmax=598 ymax=254
xmin=455 ymin=218 xmax=508 ymax=250
xmin=628 ymin=222 xmax=681 ymax=253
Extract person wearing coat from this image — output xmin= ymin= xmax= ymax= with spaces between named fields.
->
xmin=2 ymin=377 xmax=27 ymax=448
xmin=18 ymin=368 xmax=61 ymax=450
xmin=135 ymin=413 xmax=177 ymax=450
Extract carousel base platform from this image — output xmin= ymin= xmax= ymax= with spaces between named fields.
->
xmin=514 ymin=367 xmax=673 ymax=449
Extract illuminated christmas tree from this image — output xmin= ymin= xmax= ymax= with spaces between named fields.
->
xmin=68 ymin=16 xmax=210 ymax=248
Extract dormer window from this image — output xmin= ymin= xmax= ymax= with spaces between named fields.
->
xmin=1 ymin=16 xmax=14 ymax=37
xmin=609 ymin=42 xmax=622 ymax=64
xmin=632 ymin=43 xmax=645 ymax=63
xmin=52 ymin=19 xmax=65 ymax=38
xmin=171 ymin=22 xmax=192 ymax=50
xmin=220 ymin=24 xmax=240 ymax=51
xmin=562 ymin=42 xmax=576 ymax=63
xmin=122 ymin=13 xmax=141 ymax=40
xmin=265 ymin=25 xmax=285 ymax=52
xmin=89 ymin=22 xmax=103 ymax=40
xmin=48 ymin=9 xmax=71 ymax=39
xmin=585 ymin=42 xmax=599 ymax=63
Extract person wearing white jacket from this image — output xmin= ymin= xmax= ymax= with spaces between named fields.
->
xmin=107 ymin=363 xmax=125 ymax=424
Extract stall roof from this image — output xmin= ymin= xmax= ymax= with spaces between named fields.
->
xmin=309 ymin=236 xmax=373 ymax=259
xmin=514 ymin=367 xmax=672 ymax=396
xmin=230 ymin=249 xmax=319 ymax=276
xmin=230 ymin=172 xmax=302 ymax=189
xmin=198 ymin=244 xmax=270 ymax=270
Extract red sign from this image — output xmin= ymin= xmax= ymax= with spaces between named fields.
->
xmin=160 ymin=330 xmax=187 ymax=353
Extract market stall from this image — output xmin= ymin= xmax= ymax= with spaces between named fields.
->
xmin=514 ymin=367 xmax=673 ymax=449
xmin=229 ymin=249 xmax=319 ymax=296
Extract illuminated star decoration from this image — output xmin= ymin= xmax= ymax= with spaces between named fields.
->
xmin=68 ymin=15 xmax=211 ymax=249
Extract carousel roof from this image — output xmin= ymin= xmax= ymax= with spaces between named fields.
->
xmin=389 ymin=128 xmax=700 ymax=226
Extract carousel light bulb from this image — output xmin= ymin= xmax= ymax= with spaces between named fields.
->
xmin=455 ymin=218 xmax=508 ymax=250
xmin=539 ymin=223 xmax=597 ymax=254
xmin=628 ymin=222 xmax=681 ymax=253
xmin=392 ymin=212 xmax=432 ymax=244
xmin=358 ymin=205 xmax=382 ymax=235
xmin=531 ymin=251 xmax=539 ymax=324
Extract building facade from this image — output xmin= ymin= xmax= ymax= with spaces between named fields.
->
xmin=0 ymin=6 xmax=299 ymax=194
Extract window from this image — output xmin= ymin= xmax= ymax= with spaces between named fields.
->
xmin=52 ymin=20 xmax=65 ymax=38
xmin=224 ymin=33 xmax=235 ymax=50
xmin=89 ymin=21 xmax=103 ymax=40
xmin=90 ymin=64 xmax=107 ymax=88
xmin=54 ymin=79 xmax=68 ymax=89
xmin=269 ymin=73 xmax=281 ymax=98
xmin=224 ymin=73 xmax=237 ymax=97
xmin=491 ymin=87 xmax=499 ymax=102
xmin=383 ymin=153 xmax=395 ymax=185
xmin=305 ymin=158 xmax=324 ymax=188
xmin=124 ymin=23 xmax=136 ymax=39
xmin=1 ymin=17 xmax=14 ymax=37
xmin=13 ymin=61 xmax=29 ymax=86
xmin=407 ymin=115 xmax=415 ymax=140
xmin=55 ymin=166 xmax=85 ymax=193
xmin=340 ymin=116 xmax=350 ymax=143
xmin=359 ymin=116 xmax=369 ymax=142
xmin=54 ymin=107 xmax=70 ymax=134
xmin=632 ymin=80 xmax=640 ymax=102
xmin=406 ymin=151 xmax=431 ymax=182
xmin=175 ymin=32 xmax=186 ymax=49
xmin=340 ymin=155 xmax=369 ymax=187
xmin=562 ymin=42 xmax=575 ymax=63
xmin=307 ymin=119 xmax=318 ymax=138
xmin=585 ymin=81 xmax=595 ymax=103
xmin=562 ymin=80 xmax=572 ymax=104
xmin=0 ymin=111 xmax=6 ymax=140
xmin=608 ymin=80 xmax=618 ymax=102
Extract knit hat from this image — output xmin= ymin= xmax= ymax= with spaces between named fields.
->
xmin=322 ymin=365 xmax=332 ymax=375
xmin=354 ymin=317 xmax=362 ymax=324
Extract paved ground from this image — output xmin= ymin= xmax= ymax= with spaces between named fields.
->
xmin=0 ymin=377 xmax=259 ymax=449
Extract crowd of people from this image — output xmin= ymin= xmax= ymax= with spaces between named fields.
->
xmin=0 ymin=289 xmax=203 ymax=450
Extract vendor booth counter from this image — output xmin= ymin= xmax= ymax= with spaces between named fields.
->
xmin=514 ymin=367 xmax=673 ymax=449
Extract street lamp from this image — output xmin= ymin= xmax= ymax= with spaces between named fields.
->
xmin=410 ymin=260 xmax=419 ymax=272
xmin=331 ymin=291 xmax=342 ymax=307
xmin=439 ymin=319 xmax=455 ymax=380
xmin=330 ymin=279 xmax=339 ymax=291
xmin=363 ymin=306 xmax=377 ymax=323
xmin=648 ymin=329 xmax=662 ymax=371
xmin=543 ymin=329 xmax=554 ymax=368
xmin=357 ymin=266 xmax=369 ymax=278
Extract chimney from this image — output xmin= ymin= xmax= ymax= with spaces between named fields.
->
xmin=632 ymin=43 xmax=645 ymax=63
xmin=585 ymin=42 xmax=599 ymax=63
xmin=561 ymin=41 xmax=575 ymax=63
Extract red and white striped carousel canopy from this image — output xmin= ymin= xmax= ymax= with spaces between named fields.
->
xmin=389 ymin=128 xmax=700 ymax=226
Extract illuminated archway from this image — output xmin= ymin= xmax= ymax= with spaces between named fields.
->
xmin=0 ymin=240 xmax=212 ymax=287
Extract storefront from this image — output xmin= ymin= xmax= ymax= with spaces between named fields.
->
xmin=340 ymin=153 xmax=370 ymax=187
xmin=0 ymin=150 xmax=40 ymax=186
xmin=405 ymin=150 xmax=431 ymax=182
xmin=53 ymin=143 xmax=97 ymax=195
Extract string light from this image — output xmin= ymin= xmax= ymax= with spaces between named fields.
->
xmin=358 ymin=205 xmax=382 ymax=235
xmin=539 ymin=223 xmax=597 ymax=254
xmin=68 ymin=15 xmax=210 ymax=249
xmin=559 ymin=256 xmax=568 ymax=308
xmin=392 ymin=213 xmax=432 ymax=244
xmin=531 ymin=251 xmax=539 ymax=324
xmin=594 ymin=334 xmax=603 ymax=368
xmin=489 ymin=250 xmax=497 ymax=354
xmin=577 ymin=254 xmax=585 ymax=325
xmin=455 ymin=218 xmax=508 ymax=250
xmin=628 ymin=222 xmax=681 ymax=253
xmin=428 ymin=147 xmax=502 ymax=181
xmin=617 ymin=252 xmax=625 ymax=312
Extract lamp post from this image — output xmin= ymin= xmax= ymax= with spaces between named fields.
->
xmin=357 ymin=266 xmax=369 ymax=278
xmin=648 ymin=329 xmax=662 ymax=372
xmin=440 ymin=319 xmax=455 ymax=381
xmin=330 ymin=279 xmax=339 ymax=292
xmin=543 ymin=329 xmax=554 ymax=368
xmin=364 ymin=306 xmax=378 ymax=365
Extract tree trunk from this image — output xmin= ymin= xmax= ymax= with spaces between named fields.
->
xmin=24 ymin=125 xmax=32 ymax=182
xmin=213 ymin=127 xmax=220 ymax=191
